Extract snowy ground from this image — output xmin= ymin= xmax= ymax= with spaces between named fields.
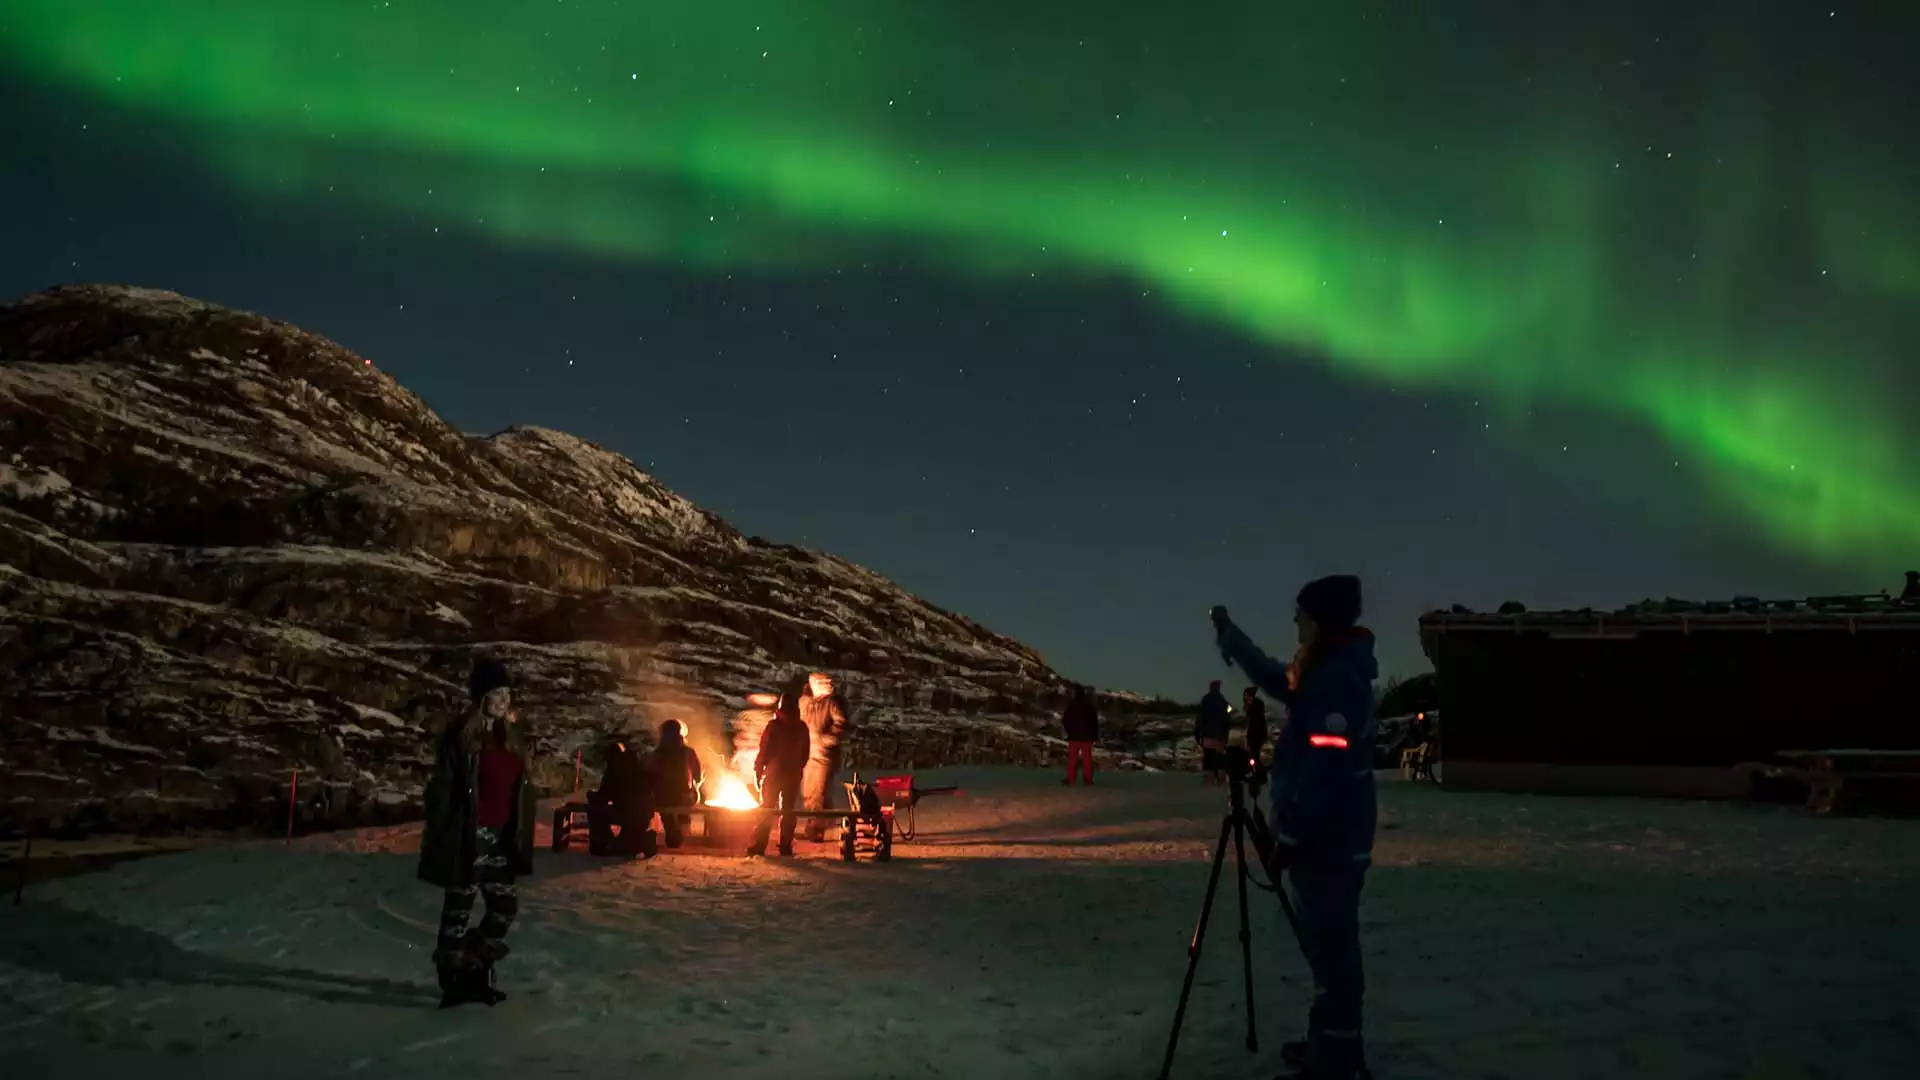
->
xmin=3 ymin=767 xmax=1918 ymax=1080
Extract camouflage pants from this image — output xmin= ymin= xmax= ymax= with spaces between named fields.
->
xmin=438 ymin=826 xmax=518 ymax=953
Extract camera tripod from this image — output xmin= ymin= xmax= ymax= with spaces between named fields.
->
xmin=1156 ymin=772 xmax=1301 ymax=1080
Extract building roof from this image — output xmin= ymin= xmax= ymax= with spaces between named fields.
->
xmin=1420 ymin=594 xmax=1920 ymax=635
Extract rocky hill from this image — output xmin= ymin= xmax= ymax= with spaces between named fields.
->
xmin=0 ymin=285 xmax=1189 ymax=836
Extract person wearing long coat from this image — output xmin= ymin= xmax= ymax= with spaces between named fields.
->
xmin=797 ymin=672 xmax=851 ymax=841
xmin=417 ymin=658 xmax=536 ymax=1008
xmin=747 ymin=694 xmax=811 ymax=857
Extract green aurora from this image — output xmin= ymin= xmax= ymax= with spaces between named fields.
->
xmin=5 ymin=1 xmax=1915 ymax=566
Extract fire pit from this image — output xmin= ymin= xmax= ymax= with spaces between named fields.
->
xmin=693 ymin=769 xmax=768 ymax=850
xmin=698 ymin=806 xmax=763 ymax=849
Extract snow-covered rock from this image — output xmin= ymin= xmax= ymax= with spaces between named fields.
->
xmin=0 ymin=284 xmax=1188 ymax=834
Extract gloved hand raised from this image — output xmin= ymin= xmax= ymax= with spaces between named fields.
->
xmin=1208 ymin=606 xmax=1236 ymax=665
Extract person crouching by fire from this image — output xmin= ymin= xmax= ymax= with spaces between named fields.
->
xmin=747 ymin=692 xmax=811 ymax=857
xmin=649 ymin=719 xmax=704 ymax=849
xmin=798 ymin=671 xmax=852 ymax=842
xmin=417 ymin=658 xmax=535 ymax=1008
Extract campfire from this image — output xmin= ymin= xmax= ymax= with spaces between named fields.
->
xmin=705 ymin=772 xmax=760 ymax=811
xmin=699 ymin=769 xmax=763 ymax=848
xmin=700 ymin=691 xmax=782 ymax=812
xmin=695 ymin=690 xmax=777 ymax=831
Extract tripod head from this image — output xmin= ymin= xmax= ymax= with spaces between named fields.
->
xmin=1220 ymin=747 xmax=1268 ymax=797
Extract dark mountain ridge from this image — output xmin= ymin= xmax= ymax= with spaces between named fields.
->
xmin=0 ymin=284 xmax=1188 ymax=835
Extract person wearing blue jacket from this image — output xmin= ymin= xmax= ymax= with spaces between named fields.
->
xmin=1212 ymin=574 xmax=1377 ymax=1080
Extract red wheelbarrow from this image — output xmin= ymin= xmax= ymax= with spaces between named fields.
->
xmin=869 ymin=774 xmax=959 ymax=841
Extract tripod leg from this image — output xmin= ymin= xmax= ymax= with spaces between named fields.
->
xmin=1156 ymin=816 xmax=1234 ymax=1080
xmin=1231 ymin=813 xmax=1259 ymax=1053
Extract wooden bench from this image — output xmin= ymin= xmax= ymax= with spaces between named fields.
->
xmin=550 ymin=801 xmax=892 ymax=861
xmin=1770 ymin=750 xmax=1920 ymax=817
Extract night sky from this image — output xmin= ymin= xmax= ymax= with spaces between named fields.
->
xmin=2 ymin=2 xmax=1915 ymax=698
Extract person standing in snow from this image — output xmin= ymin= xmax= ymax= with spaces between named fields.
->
xmin=1061 ymin=683 xmax=1100 ymax=785
xmin=1241 ymin=685 xmax=1269 ymax=766
xmin=798 ymin=672 xmax=852 ymax=842
xmin=747 ymin=693 xmax=811 ymax=857
xmin=1195 ymin=680 xmax=1232 ymax=785
xmin=417 ymin=658 xmax=536 ymax=1008
xmin=649 ymin=719 xmax=704 ymax=849
xmin=1212 ymin=576 xmax=1378 ymax=1080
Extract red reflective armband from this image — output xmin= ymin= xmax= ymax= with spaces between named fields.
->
xmin=1308 ymin=734 xmax=1350 ymax=749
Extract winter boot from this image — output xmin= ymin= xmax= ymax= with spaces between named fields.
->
xmin=435 ymin=934 xmax=509 ymax=1008
xmin=437 ymin=965 xmax=505 ymax=1009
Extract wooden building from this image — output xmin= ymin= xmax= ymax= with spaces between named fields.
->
xmin=1419 ymin=598 xmax=1920 ymax=799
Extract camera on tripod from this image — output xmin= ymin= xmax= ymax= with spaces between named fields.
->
xmin=1222 ymin=748 xmax=1266 ymax=787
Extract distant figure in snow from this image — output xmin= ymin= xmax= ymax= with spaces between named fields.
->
xmin=747 ymin=693 xmax=811 ymax=857
xmin=1061 ymin=683 xmax=1100 ymax=785
xmin=649 ymin=719 xmax=704 ymax=849
xmin=1195 ymin=680 xmax=1232 ymax=785
xmin=1903 ymin=570 xmax=1920 ymax=602
xmin=798 ymin=672 xmax=852 ymax=841
xmin=587 ymin=734 xmax=654 ymax=858
xmin=1213 ymin=575 xmax=1379 ymax=1080
xmin=417 ymin=657 xmax=534 ymax=1008
xmin=1241 ymin=686 xmax=1269 ymax=767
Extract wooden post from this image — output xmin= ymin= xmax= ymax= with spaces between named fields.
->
xmin=12 ymin=824 xmax=32 ymax=906
xmin=286 ymin=769 xmax=298 ymax=846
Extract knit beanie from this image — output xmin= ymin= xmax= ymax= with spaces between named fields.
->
xmin=1296 ymin=575 xmax=1363 ymax=633
xmin=469 ymin=658 xmax=512 ymax=702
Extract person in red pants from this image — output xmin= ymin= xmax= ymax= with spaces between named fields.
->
xmin=1060 ymin=683 xmax=1100 ymax=785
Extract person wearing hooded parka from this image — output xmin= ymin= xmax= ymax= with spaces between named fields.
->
xmin=1214 ymin=575 xmax=1378 ymax=1080
xmin=417 ymin=658 xmax=538 ymax=1007
xmin=649 ymin=718 xmax=704 ymax=849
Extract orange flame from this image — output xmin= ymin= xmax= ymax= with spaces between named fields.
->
xmin=705 ymin=771 xmax=760 ymax=810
